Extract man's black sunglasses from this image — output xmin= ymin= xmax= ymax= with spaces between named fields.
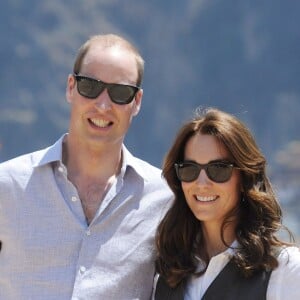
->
xmin=73 ymin=74 xmax=140 ymax=105
xmin=174 ymin=161 xmax=236 ymax=183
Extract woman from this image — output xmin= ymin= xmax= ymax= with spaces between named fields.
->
xmin=154 ymin=107 xmax=300 ymax=299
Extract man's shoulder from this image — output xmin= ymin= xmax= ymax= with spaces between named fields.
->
xmin=129 ymin=155 xmax=163 ymax=180
xmin=0 ymin=147 xmax=49 ymax=177
xmin=129 ymin=157 xmax=173 ymax=200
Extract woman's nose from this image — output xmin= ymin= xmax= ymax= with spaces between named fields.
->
xmin=195 ymin=169 xmax=210 ymax=185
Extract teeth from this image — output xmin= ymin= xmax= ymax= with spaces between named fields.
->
xmin=196 ymin=195 xmax=217 ymax=202
xmin=90 ymin=118 xmax=110 ymax=128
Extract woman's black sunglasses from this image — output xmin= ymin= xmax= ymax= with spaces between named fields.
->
xmin=74 ymin=74 xmax=140 ymax=105
xmin=174 ymin=161 xmax=236 ymax=183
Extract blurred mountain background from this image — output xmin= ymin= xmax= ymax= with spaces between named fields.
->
xmin=0 ymin=0 xmax=299 ymax=241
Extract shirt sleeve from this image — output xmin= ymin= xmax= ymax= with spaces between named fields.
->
xmin=267 ymin=246 xmax=300 ymax=300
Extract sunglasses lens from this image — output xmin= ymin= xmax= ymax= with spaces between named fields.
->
xmin=77 ymin=77 xmax=104 ymax=99
xmin=175 ymin=162 xmax=234 ymax=183
xmin=176 ymin=163 xmax=200 ymax=182
xmin=207 ymin=163 xmax=233 ymax=183
xmin=108 ymin=85 xmax=137 ymax=104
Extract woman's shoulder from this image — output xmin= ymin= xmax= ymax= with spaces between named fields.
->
xmin=277 ymin=245 xmax=300 ymax=265
xmin=267 ymin=246 xmax=300 ymax=299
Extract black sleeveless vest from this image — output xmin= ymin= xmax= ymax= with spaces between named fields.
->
xmin=154 ymin=259 xmax=272 ymax=300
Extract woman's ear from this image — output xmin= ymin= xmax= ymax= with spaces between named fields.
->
xmin=240 ymin=184 xmax=244 ymax=193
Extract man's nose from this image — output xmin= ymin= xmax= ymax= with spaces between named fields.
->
xmin=94 ymin=88 xmax=112 ymax=109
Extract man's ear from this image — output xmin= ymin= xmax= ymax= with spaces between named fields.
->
xmin=132 ymin=89 xmax=143 ymax=116
xmin=66 ymin=74 xmax=75 ymax=103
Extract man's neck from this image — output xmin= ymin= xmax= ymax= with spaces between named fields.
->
xmin=63 ymin=136 xmax=123 ymax=181
xmin=62 ymin=136 xmax=123 ymax=224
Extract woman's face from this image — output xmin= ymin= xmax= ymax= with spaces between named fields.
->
xmin=181 ymin=133 xmax=242 ymax=228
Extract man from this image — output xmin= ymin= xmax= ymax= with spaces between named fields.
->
xmin=0 ymin=34 xmax=173 ymax=299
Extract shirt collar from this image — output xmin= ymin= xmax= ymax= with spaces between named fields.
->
xmin=121 ymin=145 xmax=149 ymax=180
xmin=32 ymin=134 xmax=65 ymax=168
xmin=224 ymin=240 xmax=239 ymax=257
xmin=32 ymin=134 xmax=149 ymax=181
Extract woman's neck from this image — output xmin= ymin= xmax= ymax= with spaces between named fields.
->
xmin=202 ymin=222 xmax=236 ymax=259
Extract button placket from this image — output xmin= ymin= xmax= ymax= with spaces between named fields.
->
xmin=58 ymin=166 xmax=64 ymax=173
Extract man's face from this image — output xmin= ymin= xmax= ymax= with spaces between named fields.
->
xmin=66 ymin=44 xmax=142 ymax=150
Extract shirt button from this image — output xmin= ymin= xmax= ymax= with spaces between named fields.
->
xmin=58 ymin=166 xmax=64 ymax=173
xmin=71 ymin=196 xmax=77 ymax=202
xmin=86 ymin=230 xmax=91 ymax=236
xmin=79 ymin=266 xmax=86 ymax=274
